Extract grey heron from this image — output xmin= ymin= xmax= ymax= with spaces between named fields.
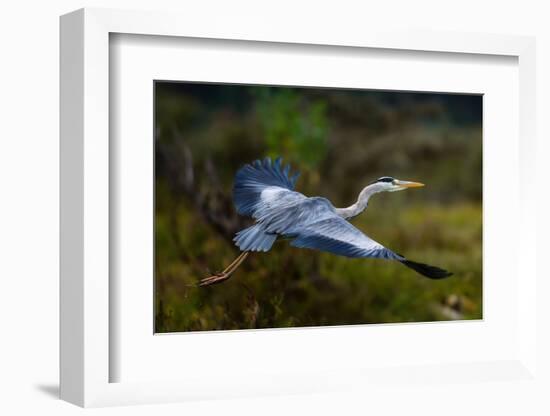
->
xmin=199 ymin=157 xmax=452 ymax=286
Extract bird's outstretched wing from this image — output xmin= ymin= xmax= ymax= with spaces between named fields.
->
xmin=232 ymin=157 xmax=305 ymax=252
xmin=266 ymin=199 xmax=403 ymax=260
xmin=286 ymin=210 xmax=451 ymax=279
xmin=289 ymin=217 xmax=400 ymax=260
xmin=233 ymin=157 xmax=301 ymax=217
xmin=259 ymin=197 xmax=450 ymax=279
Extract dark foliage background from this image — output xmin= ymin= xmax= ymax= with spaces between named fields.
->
xmin=154 ymin=82 xmax=482 ymax=332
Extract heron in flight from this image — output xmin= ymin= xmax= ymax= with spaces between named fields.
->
xmin=199 ymin=157 xmax=452 ymax=286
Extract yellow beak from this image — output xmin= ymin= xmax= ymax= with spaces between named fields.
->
xmin=397 ymin=180 xmax=425 ymax=188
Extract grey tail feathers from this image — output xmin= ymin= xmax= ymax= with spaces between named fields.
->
xmin=234 ymin=225 xmax=277 ymax=252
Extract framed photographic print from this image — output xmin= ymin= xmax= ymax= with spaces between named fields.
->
xmin=60 ymin=7 xmax=538 ymax=408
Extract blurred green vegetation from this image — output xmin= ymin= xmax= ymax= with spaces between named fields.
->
xmin=154 ymin=82 xmax=482 ymax=332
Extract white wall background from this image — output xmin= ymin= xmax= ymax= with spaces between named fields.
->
xmin=1 ymin=1 xmax=548 ymax=415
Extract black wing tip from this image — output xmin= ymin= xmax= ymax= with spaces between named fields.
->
xmin=400 ymin=259 xmax=453 ymax=280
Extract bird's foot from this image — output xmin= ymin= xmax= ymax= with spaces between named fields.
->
xmin=198 ymin=252 xmax=250 ymax=287
xmin=198 ymin=271 xmax=233 ymax=287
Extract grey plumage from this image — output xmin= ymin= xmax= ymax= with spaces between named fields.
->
xmin=231 ymin=157 xmax=452 ymax=279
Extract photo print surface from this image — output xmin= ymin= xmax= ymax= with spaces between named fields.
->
xmin=154 ymin=81 xmax=482 ymax=333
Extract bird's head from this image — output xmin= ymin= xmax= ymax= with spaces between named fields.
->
xmin=372 ymin=176 xmax=425 ymax=193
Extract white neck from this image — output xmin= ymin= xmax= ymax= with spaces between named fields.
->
xmin=335 ymin=183 xmax=385 ymax=219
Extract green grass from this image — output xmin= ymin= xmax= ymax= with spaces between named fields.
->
xmin=155 ymin=198 xmax=482 ymax=332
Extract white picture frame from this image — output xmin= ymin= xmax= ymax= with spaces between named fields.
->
xmin=60 ymin=7 xmax=538 ymax=408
